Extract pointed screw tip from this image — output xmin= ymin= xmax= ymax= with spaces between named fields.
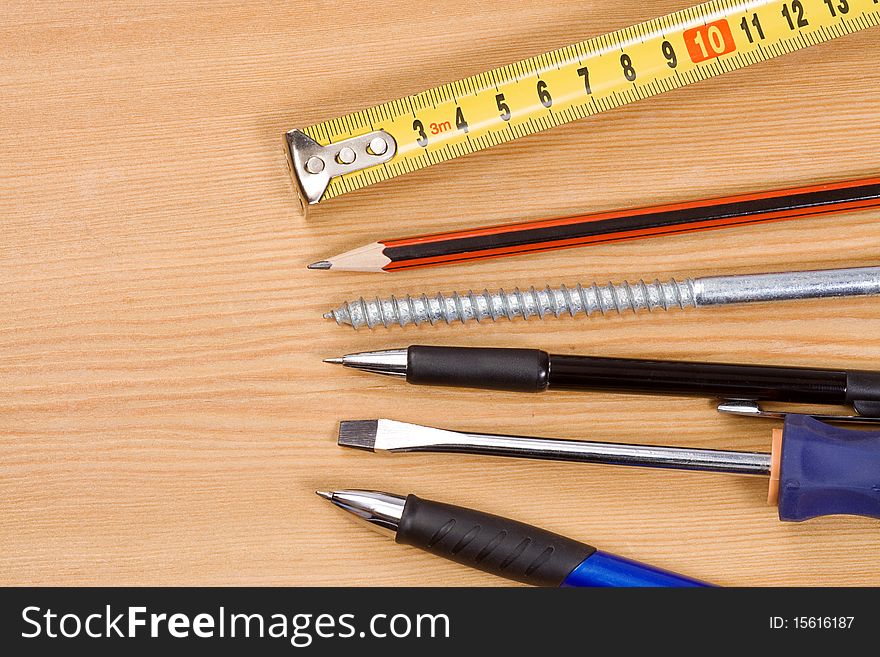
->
xmin=315 ymin=490 xmax=334 ymax=501
xmin=307 ymin=260 xmax=332 ymax=270
xmin=323 ymin=312 xmax=334 ymax=320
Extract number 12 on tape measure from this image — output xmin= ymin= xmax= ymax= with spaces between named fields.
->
xmin=285 ymin=0 xmax=880 ymax=208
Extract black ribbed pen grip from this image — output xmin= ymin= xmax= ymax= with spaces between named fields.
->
xmin=396 ymin=495 xmax=595 ymax=586
xmin=406 ymin=346 xmax=549 ymax=391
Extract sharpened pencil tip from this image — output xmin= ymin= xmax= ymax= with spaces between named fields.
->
xmin=323 ymin=357 xmax=344 ymax=365
xmin=315 ymin=490 xmax=334 ymax=501
xmin=307 ymin=260 xmax=332 ymax=270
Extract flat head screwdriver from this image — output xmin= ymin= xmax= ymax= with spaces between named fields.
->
xmin=337 ymin=415 xmax=880 ymax=522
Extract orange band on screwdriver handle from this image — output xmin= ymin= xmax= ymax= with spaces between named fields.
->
xmin=767 ymin=428 xmax=784 ymax=506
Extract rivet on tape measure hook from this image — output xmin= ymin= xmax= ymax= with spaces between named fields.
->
xmin=285 ymin=0 xmax=880 ymax=207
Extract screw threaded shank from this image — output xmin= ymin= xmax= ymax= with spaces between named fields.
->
xmin=324 ymin=278 xmax=698 ymax=329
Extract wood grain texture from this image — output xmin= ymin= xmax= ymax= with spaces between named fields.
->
xmin=1 ymin=0 xmax=879 ymax=586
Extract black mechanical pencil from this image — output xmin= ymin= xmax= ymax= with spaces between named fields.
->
xmin=325 ymin=345 xmax=880 ymax=416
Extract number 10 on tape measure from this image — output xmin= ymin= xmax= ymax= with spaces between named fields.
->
xmin=285 ymin=0 xmax=879 ymax=209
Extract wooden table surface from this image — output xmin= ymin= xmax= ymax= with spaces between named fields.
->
xmin=2 ymin=0 xmax=879 ymax=586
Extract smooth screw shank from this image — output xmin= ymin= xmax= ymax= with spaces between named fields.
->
xmin=324 ymin=278 xmax=698 ymax=329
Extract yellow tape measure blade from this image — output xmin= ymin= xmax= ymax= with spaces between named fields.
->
xmin=288 ymin=0 xmax=880 ymax=204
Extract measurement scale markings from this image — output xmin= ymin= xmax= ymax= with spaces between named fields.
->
xmin=289 ymin=0 xmax=879 ymax=204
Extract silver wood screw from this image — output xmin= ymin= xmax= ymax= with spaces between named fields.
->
xmin=323 ymin=266 xmax=880 ymax=330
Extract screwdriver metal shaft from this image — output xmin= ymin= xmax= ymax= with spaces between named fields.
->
xmin=323 ymin=265 xmax=880 ymax=330
xmin=338 ymin=419 xmax=772 ymax=475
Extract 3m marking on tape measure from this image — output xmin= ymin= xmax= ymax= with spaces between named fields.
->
xmin=285 ymin=0 xmax=879 ymax=207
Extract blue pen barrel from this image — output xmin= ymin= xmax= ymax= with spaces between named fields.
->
xmin=562 ymin=551 xmax=711 ymax=587
xmin=778 ymin=415 xmax=880 ymax=521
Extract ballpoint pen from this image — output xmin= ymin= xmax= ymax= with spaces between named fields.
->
xmin=317 ymin=489 xmax=711 ymax=587
xmin=325 ymin=345 xmax=880 ymax=418
xmin=336 ymin=413 xmax=880 ymax=521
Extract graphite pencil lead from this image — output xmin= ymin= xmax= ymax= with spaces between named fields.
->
xmin=307 ymin=260 xmax=332 ymax=270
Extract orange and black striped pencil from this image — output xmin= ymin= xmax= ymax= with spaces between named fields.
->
xmin=307 ymin=176 xmax=880 ymax=273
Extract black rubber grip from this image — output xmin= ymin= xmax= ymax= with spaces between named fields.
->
xmin=406 ymin=346 xmax=549 ymax=391
xmin=396 ymin=495 xmax=595 ymax=586
xmin=846 ymin=370 xmax=880 ymax=417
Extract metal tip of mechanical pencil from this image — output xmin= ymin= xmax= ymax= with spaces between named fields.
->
xmin=307 ymin=260 xmax=332 ymax=270
xmin=324 ymin=349 xmax=408 ymax=377
xmin=315 ymin=490 xmax=334 ymax=501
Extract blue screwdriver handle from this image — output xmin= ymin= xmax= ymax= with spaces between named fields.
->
xmin=779 ymin=415 xmax=880 ymax=521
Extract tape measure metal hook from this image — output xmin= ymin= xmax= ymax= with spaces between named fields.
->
xmin=286 ymin=129 xmax=397 ymax=209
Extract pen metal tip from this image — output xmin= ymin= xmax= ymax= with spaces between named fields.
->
xmin=323 ymin=357 xmax=344 ymax=365
xmin=315 ymin=490 xmax=334 ymax=501
xmin=307 ymin=260 xmax=332 ymax=270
